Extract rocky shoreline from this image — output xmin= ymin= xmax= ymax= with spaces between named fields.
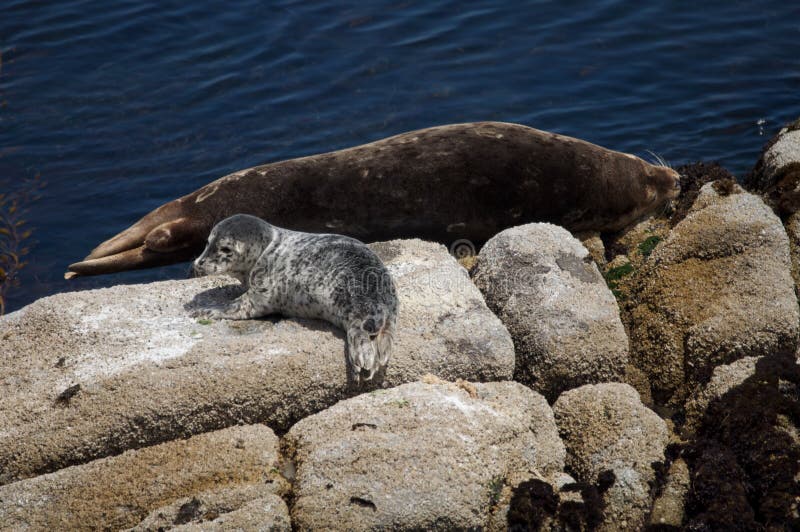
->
xmin=2 ymin=120 xmax=800 ymax=530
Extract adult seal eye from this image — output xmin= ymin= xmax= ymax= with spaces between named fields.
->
xmin=220 ymin=246 xmax=232 ymax=254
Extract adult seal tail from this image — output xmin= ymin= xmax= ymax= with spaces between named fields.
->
xmin=66 ymin=121 xmax=681 ymax=278
xmin=190 ymin=214 xmax=398 ymax=382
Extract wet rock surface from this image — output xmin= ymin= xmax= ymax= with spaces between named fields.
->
xmin=473 ymin=223 xmax=628 ymax=401
xmin=284 ymin=378 xmax=565 ymax=530
xmin=0 ymin=239 xmax=513 ymax=484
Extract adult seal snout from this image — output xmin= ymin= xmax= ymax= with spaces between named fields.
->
xmin=67 ymin=121 xmax=681 ymax=277
xmin=190 ymin=214 xmax=398 ymax=383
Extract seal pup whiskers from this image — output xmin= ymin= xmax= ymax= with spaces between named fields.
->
xmin=190 ymin=214 xmax=398 ymax=383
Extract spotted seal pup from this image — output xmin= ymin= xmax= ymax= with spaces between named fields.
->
xmin=190 ymin=214 xmax=398 ymax=382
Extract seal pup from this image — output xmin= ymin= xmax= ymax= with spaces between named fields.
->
xmin=190 ymin=214 xmax=398 ymax=382
xmin=67 ymin=121 xmax=681 ymax=277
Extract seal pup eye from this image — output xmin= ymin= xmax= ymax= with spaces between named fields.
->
xmin=220 ymin=246 xmax=233 ymax=254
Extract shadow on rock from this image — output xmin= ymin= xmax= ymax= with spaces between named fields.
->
xmin=507 ymin=472 xmax=614 ymax=531
xmin=184 ymin=284 xmax=382 ymax=393
xmin=684 ymin=352 xmax=800 ymax=530
xmin=183 ymin=283 xmax=248 ymax=313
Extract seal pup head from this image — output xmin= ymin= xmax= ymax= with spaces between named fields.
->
xmin=192 ymin=214 xmax=273 ymax=283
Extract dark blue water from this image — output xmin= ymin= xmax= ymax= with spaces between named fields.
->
xmin=1 ymin=0 xmax=799 ymax=313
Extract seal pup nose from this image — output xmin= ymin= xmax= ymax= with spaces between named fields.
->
xmin=190 ymin=257 xmax=204 ymax=278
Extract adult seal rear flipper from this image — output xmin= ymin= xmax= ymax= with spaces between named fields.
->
xmin=66 ymin=244 xmax=198 ymax=279
xmin=83 ymin=201 xmax=189 ymax=260
xmin=66 ymin=121 xmax=681 ymax=279
xmin=67 ymin=203 xmax=210 ymax=278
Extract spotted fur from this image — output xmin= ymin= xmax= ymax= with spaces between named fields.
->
xmin=191 ymin=214 xmax=398 ymax=382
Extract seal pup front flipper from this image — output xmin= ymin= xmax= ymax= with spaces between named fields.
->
xmin=346 ymin=314 xmax=395 ymax=382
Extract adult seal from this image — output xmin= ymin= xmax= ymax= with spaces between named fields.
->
xmin=66 ymin=121 xmax=681 ymax=277
xmin=190 ymin=214 xmax=398 ymax=382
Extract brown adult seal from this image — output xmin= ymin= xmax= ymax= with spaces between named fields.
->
xmin=66 ymin=121 xmax=680 ymax=278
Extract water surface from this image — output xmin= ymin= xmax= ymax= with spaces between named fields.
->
xmin=1 ymin=0 xmax=799 ymax=312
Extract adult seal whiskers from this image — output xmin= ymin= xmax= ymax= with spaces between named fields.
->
xmin=190 ymin=214 xmax=398 ymax=382
xmin=66 ymin=121 xmax=681 ymax=277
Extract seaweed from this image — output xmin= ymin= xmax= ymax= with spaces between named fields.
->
xmin=638 ymin=236 xmax=662 ymax=258
xmin=604 ymin=263 xmax=634 ymax=298
xmin=488 ymin=475 xmax=505 ymax=506
xmin=0 ymin=174 xmax=45 ymax=315
xmin=671 ymin=162 xmax=736 ymax=226
xmin=684 ymin=353 xmax=800 ymax=529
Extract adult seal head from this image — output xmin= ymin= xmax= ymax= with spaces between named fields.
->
xmin=66 ymin=122 xmax=681 ymax=277
xmin=190 ymin=214 xmax=398 ymax=383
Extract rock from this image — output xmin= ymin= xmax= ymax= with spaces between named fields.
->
xmin=576 ymin=231 xmax=606 ymax=268
xmin=683 ymin=356 xmax=761 ymax=434
xmin=784 ymin=211 xmax=800 ymax=288
xmin=648 ymin=458 xmax=690 ymax=529
xmin=628 ymin=183 xmax=798 ymax=405
xmin=132 ymin=483 xmax=290 ymax=531
xmin=0 ymin=425 xmax=286 ymax=530
xmin=472 ymin=223 xmax=629 ymax=401
xmin=168 ymin=498 xmax=291 ymax=531
xmin=604 ymin=216 xmax=672 ymax=267
xmin=0 ymin=239 xmax=514 ymax=484
xmin=684 ymin=441 xmax=756 ymax=530
xmin=284 ymin=378 xmax=565 ymax=530
xmin=622 ymin=364 xmax=653 ymax=406
xmin=671 ymin=162 xmax=738 ymax=226
xmin=506 ymin=474 xmax=614 ymax=531
xmin=552 ymin=383 xmax=669 ymax=531
xmin=683 ymin=351 xmax=800 ymax=529
xmin=746 ymin=116 xmax=800 ymax=214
